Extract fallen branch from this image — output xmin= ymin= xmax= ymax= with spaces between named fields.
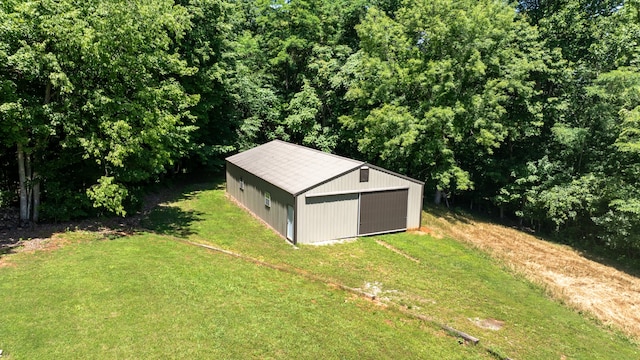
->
xmin=407 ymin=312 xmax=479 ymax=345
xmin=441 ymin=324 xmax=480 ymax=345
xmin=487 ymin=348 xmax=513 ymax=360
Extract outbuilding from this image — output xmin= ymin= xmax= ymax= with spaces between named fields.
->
xmin=225 ymin=140 xmax=424 ymax=244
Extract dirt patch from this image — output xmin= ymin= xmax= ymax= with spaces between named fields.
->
xmin=0 ymin=258 xmax=16 ymax=268
xmin=17 ymin=238 xmax=51 ymax=252
xmin=13 ymin=233 xmax=84 ymax=253
xmin=0 ymin=237 xmax=58 ymax=267
xmin=409 ymin=226 xmax=443 ymax=238
xmin=424 ymin=210 xmax=640 ymax=340
xmin=470 ymin=318 xmax=505 ymax=331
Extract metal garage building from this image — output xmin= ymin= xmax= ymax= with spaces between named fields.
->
xmin=225 ymin=140 xmax=424 ymax=244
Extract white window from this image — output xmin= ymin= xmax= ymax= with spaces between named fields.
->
xmin=265 ymin=192 xmax=271 ymax=208
xmin=239 ymin=178 xmax=244 ymax=191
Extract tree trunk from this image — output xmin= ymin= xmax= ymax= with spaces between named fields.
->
xmin=29 ymin=82 xmax=50 ymax=224
xmin=33 ymin=171 xmax=40 ymax=223
xmin=17 ymin=144 xmax=29 ymax=227
xmin=434 ymin=189 xmax=443 ymax=205
xmin=25 ymin=152 xmax=32 ymax=219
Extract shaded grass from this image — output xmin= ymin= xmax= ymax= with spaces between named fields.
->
xmin=1 ymin=182 xmax=638 ymax=359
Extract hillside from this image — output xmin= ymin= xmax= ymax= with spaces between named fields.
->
xmin=1 ymin=183 xmax=638 ymax=359
xmin=422 ymin=209 xmax=640 ymax=340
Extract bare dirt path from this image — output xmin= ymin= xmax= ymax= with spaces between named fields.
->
xmin=423 ymin=210 xmax=640 ymax=340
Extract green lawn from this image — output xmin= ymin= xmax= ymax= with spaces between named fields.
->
xmin=1 ymin=182 xmax=638 ymax=359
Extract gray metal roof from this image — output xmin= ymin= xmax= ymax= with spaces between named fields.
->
xmin=226 ymin=140 xmax=364 ymax=195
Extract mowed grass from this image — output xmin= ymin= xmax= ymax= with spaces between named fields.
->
xmin=0 ymin=233 xmax=476 ymax=359
xmin=1 ymin=181 xmax=638 ymax=359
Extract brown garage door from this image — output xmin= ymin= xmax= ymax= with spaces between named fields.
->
xmin=359 ymin=189 xmax=408 ymax=235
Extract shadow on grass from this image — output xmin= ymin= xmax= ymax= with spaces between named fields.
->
xmin=138 ymin=178 xmax=228 ymax=238
xmin=0 ymin=176 xmax=225 ymax=256
xmin=141 ymin=205 xmax=203 ymax=238
xmin=568 ymin=243 xmax=640 ymax=279
xmin=423 ymin=202 xmax=473 ymax=225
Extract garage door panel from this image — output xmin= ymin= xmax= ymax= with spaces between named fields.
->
xmin=359 ymin=189 xmax=408 ymax=235
xmin=301 ymin=193 xmax=359 ymax=243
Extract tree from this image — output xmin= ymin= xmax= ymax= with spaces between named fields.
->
xmin=510 ymin=0 xmax=640 ymax=251
xmin=174 ymin=0 xmax=241 ymax=170
xmin=0 ymin=0 xmax=76 ymax=224
xmin=0 ymin=0 xmax=198 ymax=220
xmin=341 ymin=0 xmax=549 ymax=203
xmin=190 ymin=0 xmax=358 ymax=154
xmin=586 ymin=65 xmax=640 ymax=252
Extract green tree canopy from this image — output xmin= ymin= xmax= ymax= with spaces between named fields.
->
xmin=341 ymin=0 xmax=548 ymax=198
xmin=0 ymin=0 xmax=198 ymax=219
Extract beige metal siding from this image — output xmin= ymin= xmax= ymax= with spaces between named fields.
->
xmin=296 ymin=193 xmax=359 ymax=244
xmin=226 ymin=162 xmax=294 ymax=239
xmin=306 ymin=167 xmax=423 ymax=229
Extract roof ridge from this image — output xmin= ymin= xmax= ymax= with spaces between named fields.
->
xmin=269 ymin=139 xmax=364 ymax=165
xmin=226 ymin=140 xmax=364 ymax=195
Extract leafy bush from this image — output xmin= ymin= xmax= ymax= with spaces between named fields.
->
xmin=38 ymin=182 xmax=95 ymax=222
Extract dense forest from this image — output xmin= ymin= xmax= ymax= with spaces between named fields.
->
xmin=1 ymin=0 xmax=639 ymax=255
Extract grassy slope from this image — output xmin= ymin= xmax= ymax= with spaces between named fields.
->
xmin=421 ymin=206 xmax=640 ymax=340
xmin=0 ymin=233 xmax=477 ymax=359
xmin=0 ymin=182 xmax=638 ymax=359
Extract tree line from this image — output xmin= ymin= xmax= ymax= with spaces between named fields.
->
xmin=1 ymin=0 xmax=639 ymax=255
